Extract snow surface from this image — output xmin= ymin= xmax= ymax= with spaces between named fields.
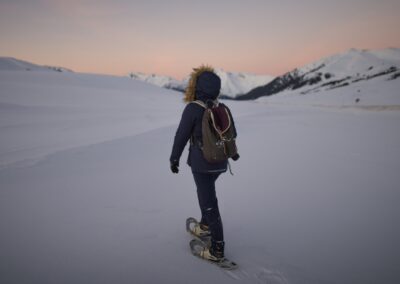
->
xmin=0 ymin=70 xmax=180 ymax=169
xmin=0 ymin=57 xmax=73 ymax=73
xmin=1 ymin=67 xmax=400 ymax=284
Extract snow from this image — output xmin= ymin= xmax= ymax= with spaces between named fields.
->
xmin=1 ymin=65 xmax=400 ymax=284
xmin=0 ymin=70 xmax=182 ymax=169
xmin=293 ymin=48 xmax=400 ymax=93
xmin=130 ymin=68 xmax=275 ymax=98
xmin=258 ymin=73 xmax=400 ymax=107
xmin=129 ymin=71 xmax=182 ymax=89
xmin=256 ymin=48 xmax=400 ymax=106
xmin=0 ymin=57 xmax=73 ymax=73
xmin=214 ymin=68 xmax=275 ymax=97
xmin=298 ymin=48 xmax=400 ymax=78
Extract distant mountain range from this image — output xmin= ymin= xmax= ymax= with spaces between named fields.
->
xmin=2 ymin=48 xmax=399 ymax=101
xmin=129 ymin=48 xmax=399 ymax=100
xmin=236 ymin=48 xmax=400 ymax=100
xmin=129 ymin=69 xmax=275 ymax=99
xmin=0 ymin=57 xmax=73 ymax=73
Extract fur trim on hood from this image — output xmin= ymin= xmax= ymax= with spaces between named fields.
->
xmin=184 ymin=65 xmax=216 ymax=103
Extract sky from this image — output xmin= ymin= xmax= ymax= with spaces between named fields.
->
xmin=0 ymin=0 xmax=400 ymax=79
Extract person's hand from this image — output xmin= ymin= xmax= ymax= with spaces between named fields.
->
xmin=170 ymin=160 xmax=179 ymax=174
xmin=231 ymin=153 xmax=240 ymax=161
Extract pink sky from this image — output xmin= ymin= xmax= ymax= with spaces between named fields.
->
xmin=1 ymin=0 xmax=399 ymax=79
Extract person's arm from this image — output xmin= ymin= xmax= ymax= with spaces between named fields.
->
xmin=170 ymin=104 xmax=196 ymax=172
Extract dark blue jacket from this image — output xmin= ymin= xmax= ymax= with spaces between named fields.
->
xmin=170 ymin=70 xmax=237 ymax=173
xmin=170 ymin=100 xmax=237 ymax=173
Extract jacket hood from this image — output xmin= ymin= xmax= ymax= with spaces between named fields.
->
xmin=184 ymin=65 xmax=221 ymax=103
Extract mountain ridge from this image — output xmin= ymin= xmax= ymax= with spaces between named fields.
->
xmin=2 ymin=48 xmax=399 ymax=102
xmin=129 ymin=68 xmax=275 ymax=98
xmin=236 ymin=48 xmax=400 ymax=100
xmin=0 ymin=57 xmax=73 ymax=73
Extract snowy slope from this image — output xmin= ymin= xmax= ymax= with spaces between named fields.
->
xmin=257 ymin=72 xmax=400 ymax=107
xmin=129 ymin=69 xmax=274 ymax=98
xmin=1 ymin=68 xmax=400 ymax=284
xmin=129 ymin=71 xmax=182 ymax=90
xmin=239 ymin=48 xmax=400 ymax=102
xmin=0 ymin=70 xmax=181 ymax=169
xmin=294 ymin=48 xmax=400 ymax=80
xmin=0 ymin=57 xmax=73 ymax=72
xmin=215 ymin=68 xmax=275 ymax=98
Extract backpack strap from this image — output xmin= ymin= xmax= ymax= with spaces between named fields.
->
xmin=190 ymin=99 xmax=219 ymax=109
xmin=191 ymin=100 xmax=207 ymax=109
xmin=191 ymin=100 xmax=231 ymax=135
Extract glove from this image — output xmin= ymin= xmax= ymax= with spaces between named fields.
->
xmin=231 ymin=153 xmax=240 ymax=161
xmin=170 ymin=160 xmax=179 ymax=174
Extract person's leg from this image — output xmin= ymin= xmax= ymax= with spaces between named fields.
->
xmin=192 ymin=172 xmax=224 ymax=242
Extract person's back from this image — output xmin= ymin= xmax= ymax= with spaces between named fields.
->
xmin=170 ymin=65 xmax=239 ymax=261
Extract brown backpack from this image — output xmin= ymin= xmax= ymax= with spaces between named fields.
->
xmin=192 ymin=100 xmax=238 ymax=163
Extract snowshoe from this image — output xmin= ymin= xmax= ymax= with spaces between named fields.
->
xmin=190 ymin=239 xmax=238 ymax=270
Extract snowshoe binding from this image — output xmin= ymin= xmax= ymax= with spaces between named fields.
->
xmin=189 ymin=239 xmax=238 ymax=270
xmin=186 ymin=217 xmax=211 ymax=245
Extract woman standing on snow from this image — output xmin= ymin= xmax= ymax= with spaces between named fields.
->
xmin=170 ymin=65 xmax=239 ymax=262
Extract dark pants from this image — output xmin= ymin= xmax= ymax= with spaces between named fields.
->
xmin=192 ymin=172 xmax=224 ymax=242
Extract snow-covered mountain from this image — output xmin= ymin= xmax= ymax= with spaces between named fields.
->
xmin=0 ymin=57 xmax=73 ymax=72
xmin=214 ymin=68 xmax=275 ymax=98
xmin=237 ymin=48 xmax=400 ymax=100
xmin=129 ymin=72 xmax=183 ymax=91
xmin=129 ymin=69 xmax=274 ymax=98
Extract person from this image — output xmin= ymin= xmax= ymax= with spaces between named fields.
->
xmin=169 ymin=65 xmax=239 ymax=262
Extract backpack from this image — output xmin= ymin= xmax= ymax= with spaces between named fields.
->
xmin=191 ymin=100 xmax=238 ymax=163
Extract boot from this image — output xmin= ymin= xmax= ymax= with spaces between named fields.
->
xmin=200 ymin=240 xmax=225 ymax=262
xmin=210 ymin=240 xmax=224 ymax=259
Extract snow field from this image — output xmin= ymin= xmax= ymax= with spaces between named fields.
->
xmin=1 ymin=70 xmax=400 ymax=283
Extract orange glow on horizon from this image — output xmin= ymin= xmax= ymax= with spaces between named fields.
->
xmin=1 ymin=0 xmax=399 ymax=80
